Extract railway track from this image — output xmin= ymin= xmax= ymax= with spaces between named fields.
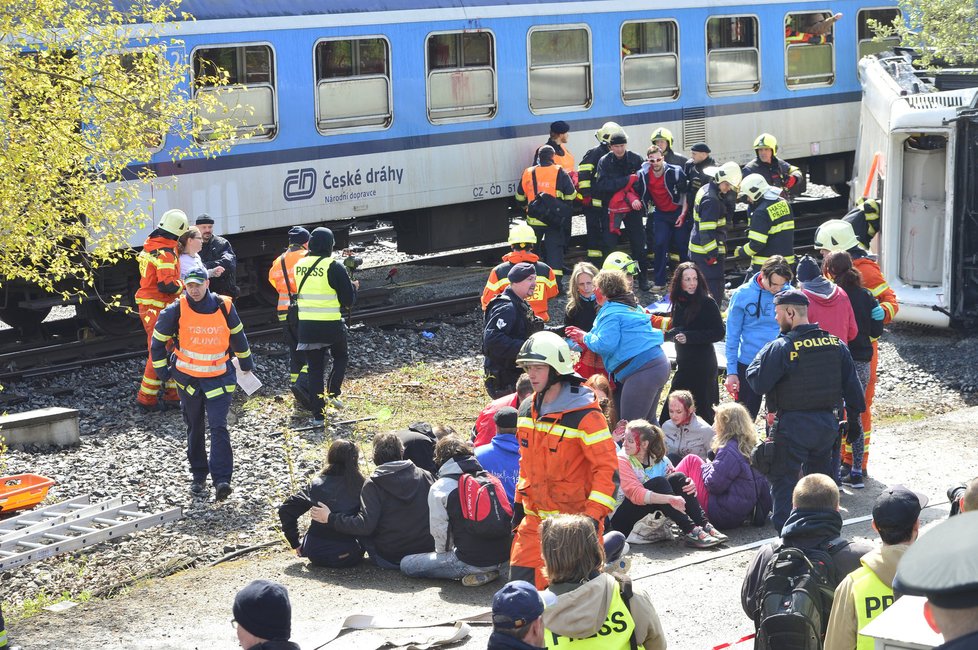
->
xmin=0 ymin=195 xmax=846 ymax=381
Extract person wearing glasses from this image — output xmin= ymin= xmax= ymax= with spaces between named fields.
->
xmin=635 ymin=147 xmax=688 ymax=290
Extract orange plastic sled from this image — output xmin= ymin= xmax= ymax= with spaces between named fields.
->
xmin=0 ymin=474 xmax=55 ymax=513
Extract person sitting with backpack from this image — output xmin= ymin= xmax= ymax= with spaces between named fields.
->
xmin=475 ymin=407 xmax=521 ymax=505
xmin=741 ymin=473 xmax=873 ymax=648
xmin=400 ymin=436 xmax=512 ymax=587
xmin=312 ymin=433 xmax=435 ymax=569
xmin=540 ymin=514 xmax=667 ymax=650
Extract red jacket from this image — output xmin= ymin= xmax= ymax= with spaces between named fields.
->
xmin=607 ymin=175 xmax=642 ymax=234
xmin=473 ymin=392 xmax=521 ymax=447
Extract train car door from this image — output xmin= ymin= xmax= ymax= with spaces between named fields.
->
xmin=951 ymin=112 xmax=978 ymax=327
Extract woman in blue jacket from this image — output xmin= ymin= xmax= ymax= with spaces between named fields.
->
xmin=571 ymin=269 xmax=669 ymax=422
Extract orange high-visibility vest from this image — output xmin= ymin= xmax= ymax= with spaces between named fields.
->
xmin=174 ymin=295 xmax=232 ymax=377
xmin=553 ymin=147 xmax=575 ymax=176
xmin=521 ymin=165 xmax=560 ymax=203
xmin=268 ymin=248 xmax=308 ymax=318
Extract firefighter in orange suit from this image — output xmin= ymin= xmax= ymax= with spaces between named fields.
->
xmin=267 ymin=226 xmax=310 ymax=392
xmin=510 ymin=331 xmax=619 ymax=589
xmin=151 ymin=266 xmax=254 ymax=501
xmin=481 ymin=223 xmax=559 ymax=321
xmin=816 ymin=219 xmax=898 ymax=477
xmin=516 ymin=146 xmax=576 ymax=290
xmin=135 ymin=209 xmax=188 ymax=410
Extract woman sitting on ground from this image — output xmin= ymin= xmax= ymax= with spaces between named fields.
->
xmin=564 ymin=262 xmax=606 ymax=380
xmin=277 ymin=439 xmax=365 ymax=567
xmin=400 ymin=436 xmax=510 ymax=586
xmin=658 ymin=261 xmax=725 ymax=424
xmin=610 ymin=419 xmax=725 ymax=548
xmin=541 ymin=514 xmax=666 ymax=650
xmin=675 ymin=402 xmax=772 ymax=529
xmin=569 ymin=269 xmax=669 ymax=423
xmin=661 ymin=390 xmax=716 ymax=464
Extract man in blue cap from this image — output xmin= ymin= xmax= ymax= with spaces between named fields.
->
xmin=489 ymin=580 xmax=553 ymax=649
xmin=268 ymin=226 xmax=311 ymax=409
xmin=893 ymin=511 xmax=978 ymax=649
xmin=152 ymin=265 xmax=255 ymax=500
xmin=746 ymin=289 xmax=865 ymax=529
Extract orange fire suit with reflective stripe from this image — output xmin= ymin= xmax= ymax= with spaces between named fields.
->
xmin=135 ymin=235 xmax=183 ymax=406
xmin=843 ymin=255 xmax=898 ymax=472
xmin=511 ymin=384 xmax=619 ymax=589
xmin=481 ymin=250 xmax=559 ymax=321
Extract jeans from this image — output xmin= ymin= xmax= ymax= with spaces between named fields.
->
xmin=361 ymin=540 xmax=401 ymax=570
xmin=400 ymin=550 xmax=504 ymax=580
xmin=647 ymin=210 xmax=682 ymax=286
xmin=736 ymin=361 xmax=764 ymax=421
xmin=610 ymin=472 xmax=707 ymax=536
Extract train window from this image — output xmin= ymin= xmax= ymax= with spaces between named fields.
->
xmin=705 ymin=16 xmax=759 ymax=95
xmin=785 ymin=11 xmax=836 ymax=88
xmin=528 ymin=26 xmax=592 ymax=113
xmin=620 ymin=20 xmax=680 ymax=103
xmin=426 ymin=31 xmax=496 ymax=123
xmin=193 ymin=44 xmax=276 ymax=141
xmin=857 ymin=9 xmax=902 ymax=60
xmin=315 ymin=38 xmax=391 ymax=133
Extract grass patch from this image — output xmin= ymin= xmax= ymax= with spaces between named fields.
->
xmin=10 ymin=589 xmax=92 ymax=622
xmin=875 ymin=410 xmax=928 ymax=427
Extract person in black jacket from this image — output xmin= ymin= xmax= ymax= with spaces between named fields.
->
xmin=195 ymin=213 xmax=239 ymax=298
xmin=313 ymin=433 xmax=434 ymax=568
xmin=658 ymin=262 xmax=725 ymax=425
xmin=822 ymin=251 xmax=884 ymax=489
xmin=400 ymin=436 xmax=511 ymax=586
xmin=396 ymin=421 xmax=439 ymax=474
xmin=741 ymin=473 xmax=873 ymax=627
xmin=232 ymin=580 xmax=301 ymax=650
xmin=278 ymin=439 xmax=365 ymax=568
xmin=593 ymin=127 xmax=650 ymax=291
xmin=483 ymin=263 xmax=544 ymax=398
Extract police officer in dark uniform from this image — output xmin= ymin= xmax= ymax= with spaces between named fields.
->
xmin=196 ymin=214 xmax=239 ymax=298
xmin=483 ymin=263 xmax=544 ymax=398
xmin=593 ymin=126 xmax=650 ymax=291
xmin=578 ymin=122 xmax=618 ymax=262
xmin=892 ymin=511 xmax=978 ymax=649
xmin=746 ymin=289 xmax=865 ymax=530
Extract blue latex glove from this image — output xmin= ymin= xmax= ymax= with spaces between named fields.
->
xmin=871 ymin=304 xmax=885 ymax=321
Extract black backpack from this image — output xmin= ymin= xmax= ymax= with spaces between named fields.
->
xmin=457 ymin=471 xmax=514 ymax=539
xmin=753 ymin=537 xmax=849 ymax=650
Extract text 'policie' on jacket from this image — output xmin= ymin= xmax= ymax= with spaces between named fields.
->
xmin=725 ymin=273 xmax=781 ymax=376
xmin=150 ymin=291 xmax=254 ymax=395
xmin=328 ymin=459 xmax=435 ymax=564
xmin=741 ymin=189 xmax=795 ymax=265
xmin=428 ymin=454 xmax=511 ymax=568
xmin=583 ymin=301 xmax=665 ymax=382
xmin=481 ymin=250 xmax=559 ymax=321
xmin=515 ymin=384 xmax=619 ymax=522
xmin=515 ymin=164 xmax=576 ymax=227
xmin=267 ymin=247 xmax=308 ymax=320
xmin=135 ymin=233 xmax=183 ymax=309
xmin=688 ymin=182 xmax=731 ymax=262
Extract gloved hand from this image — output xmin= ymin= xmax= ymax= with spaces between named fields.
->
xmin=565 ymin=326 xmax=586 ymax=346
xmin=706 ymin=255 xmax=718 ymax=266
xmin=871 ymin=304 xmax=885 ymax=321
xmin=581 ymin=196 xmax=592 ymax=207
xmin=511 ymin=502 xmax=525 ymax=532
xmin=785 ymin=174 xmax=798 ymax=189
xmin=733 ymin=245 xmax=747 ymax=259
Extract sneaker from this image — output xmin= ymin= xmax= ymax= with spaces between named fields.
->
xmin=215 ymin=482 xmax=233 ymax=501
xmin=461 ymin=570 xmax=500 ymax=587
xmin=190 ymin=479 xmax=208 ymax=495
xmin=290 ymin=384 xmax=313 ymax=411
xmin=604 ymin=555 xmax=632 ymax=574
xmin=683 ymin=526 xmax=722 ymax=549
xmin=638 ymin=276 xmax=651 ymax=292
xmin=842 ymin=473 xmax=865 ymax=489
xmin=311 ymin=416 xmax=325 ymax=427
xmin=702 ymin=523 xmax=729 ymax=543
xmin=325 ymin=397 xmax=344 ymax=410
xmin=839 ymin=463 xmax=852 ymax=480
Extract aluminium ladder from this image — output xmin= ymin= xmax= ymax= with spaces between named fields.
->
xmin=0 ymin=495 xmax=183 ymax=571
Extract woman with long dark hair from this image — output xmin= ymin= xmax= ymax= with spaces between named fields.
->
xmin=823 ymin=250 xmax=884 ymax=489
xmin=658 ymin=261 xmax=724 ymax=425
xmin=278 ymin=439 xmax=365 ymax=567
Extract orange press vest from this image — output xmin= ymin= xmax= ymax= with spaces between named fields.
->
xmin=174 ymin=295 xmax=232 ymax=378
xmin=521 ymin=165 xmax=560 ymax=203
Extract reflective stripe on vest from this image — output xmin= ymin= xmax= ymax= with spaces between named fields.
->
xmin=174 ymin=295 xmax=232 ymax=377
xmin=545 ymin=582 xmax=642 ymax=650
xmin=294 ymin=257 xmax=342 ymax=321
xmin=275 ymin=248 xmax=309 ymax=312
xmin=852 ymin=566 xmax=894 ymax=650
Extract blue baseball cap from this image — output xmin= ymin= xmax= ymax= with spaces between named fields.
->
xmin=184 ymin=266 xmax=208 ymax=285
xmin=491 ymin=580 xmax=555 ymax=630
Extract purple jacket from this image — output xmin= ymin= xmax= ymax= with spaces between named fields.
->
xmin=702 ymin=439 xmax=771 ymax=529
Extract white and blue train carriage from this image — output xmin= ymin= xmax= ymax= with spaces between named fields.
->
xmin=130 ymin=0 xmax=902 ymax=291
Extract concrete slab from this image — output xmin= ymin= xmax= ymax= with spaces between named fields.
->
xmin=0 ymin=407 xmax=80 ymax=449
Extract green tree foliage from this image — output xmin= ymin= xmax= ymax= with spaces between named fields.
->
xmin=874 ymin=0 xmax=978 ymax=67
xmin=0 ymin=0 xmax=237 ymax=299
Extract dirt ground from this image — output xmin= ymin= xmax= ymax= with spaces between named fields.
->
xmin=10 ymin=404 xmax=976 ymax=650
